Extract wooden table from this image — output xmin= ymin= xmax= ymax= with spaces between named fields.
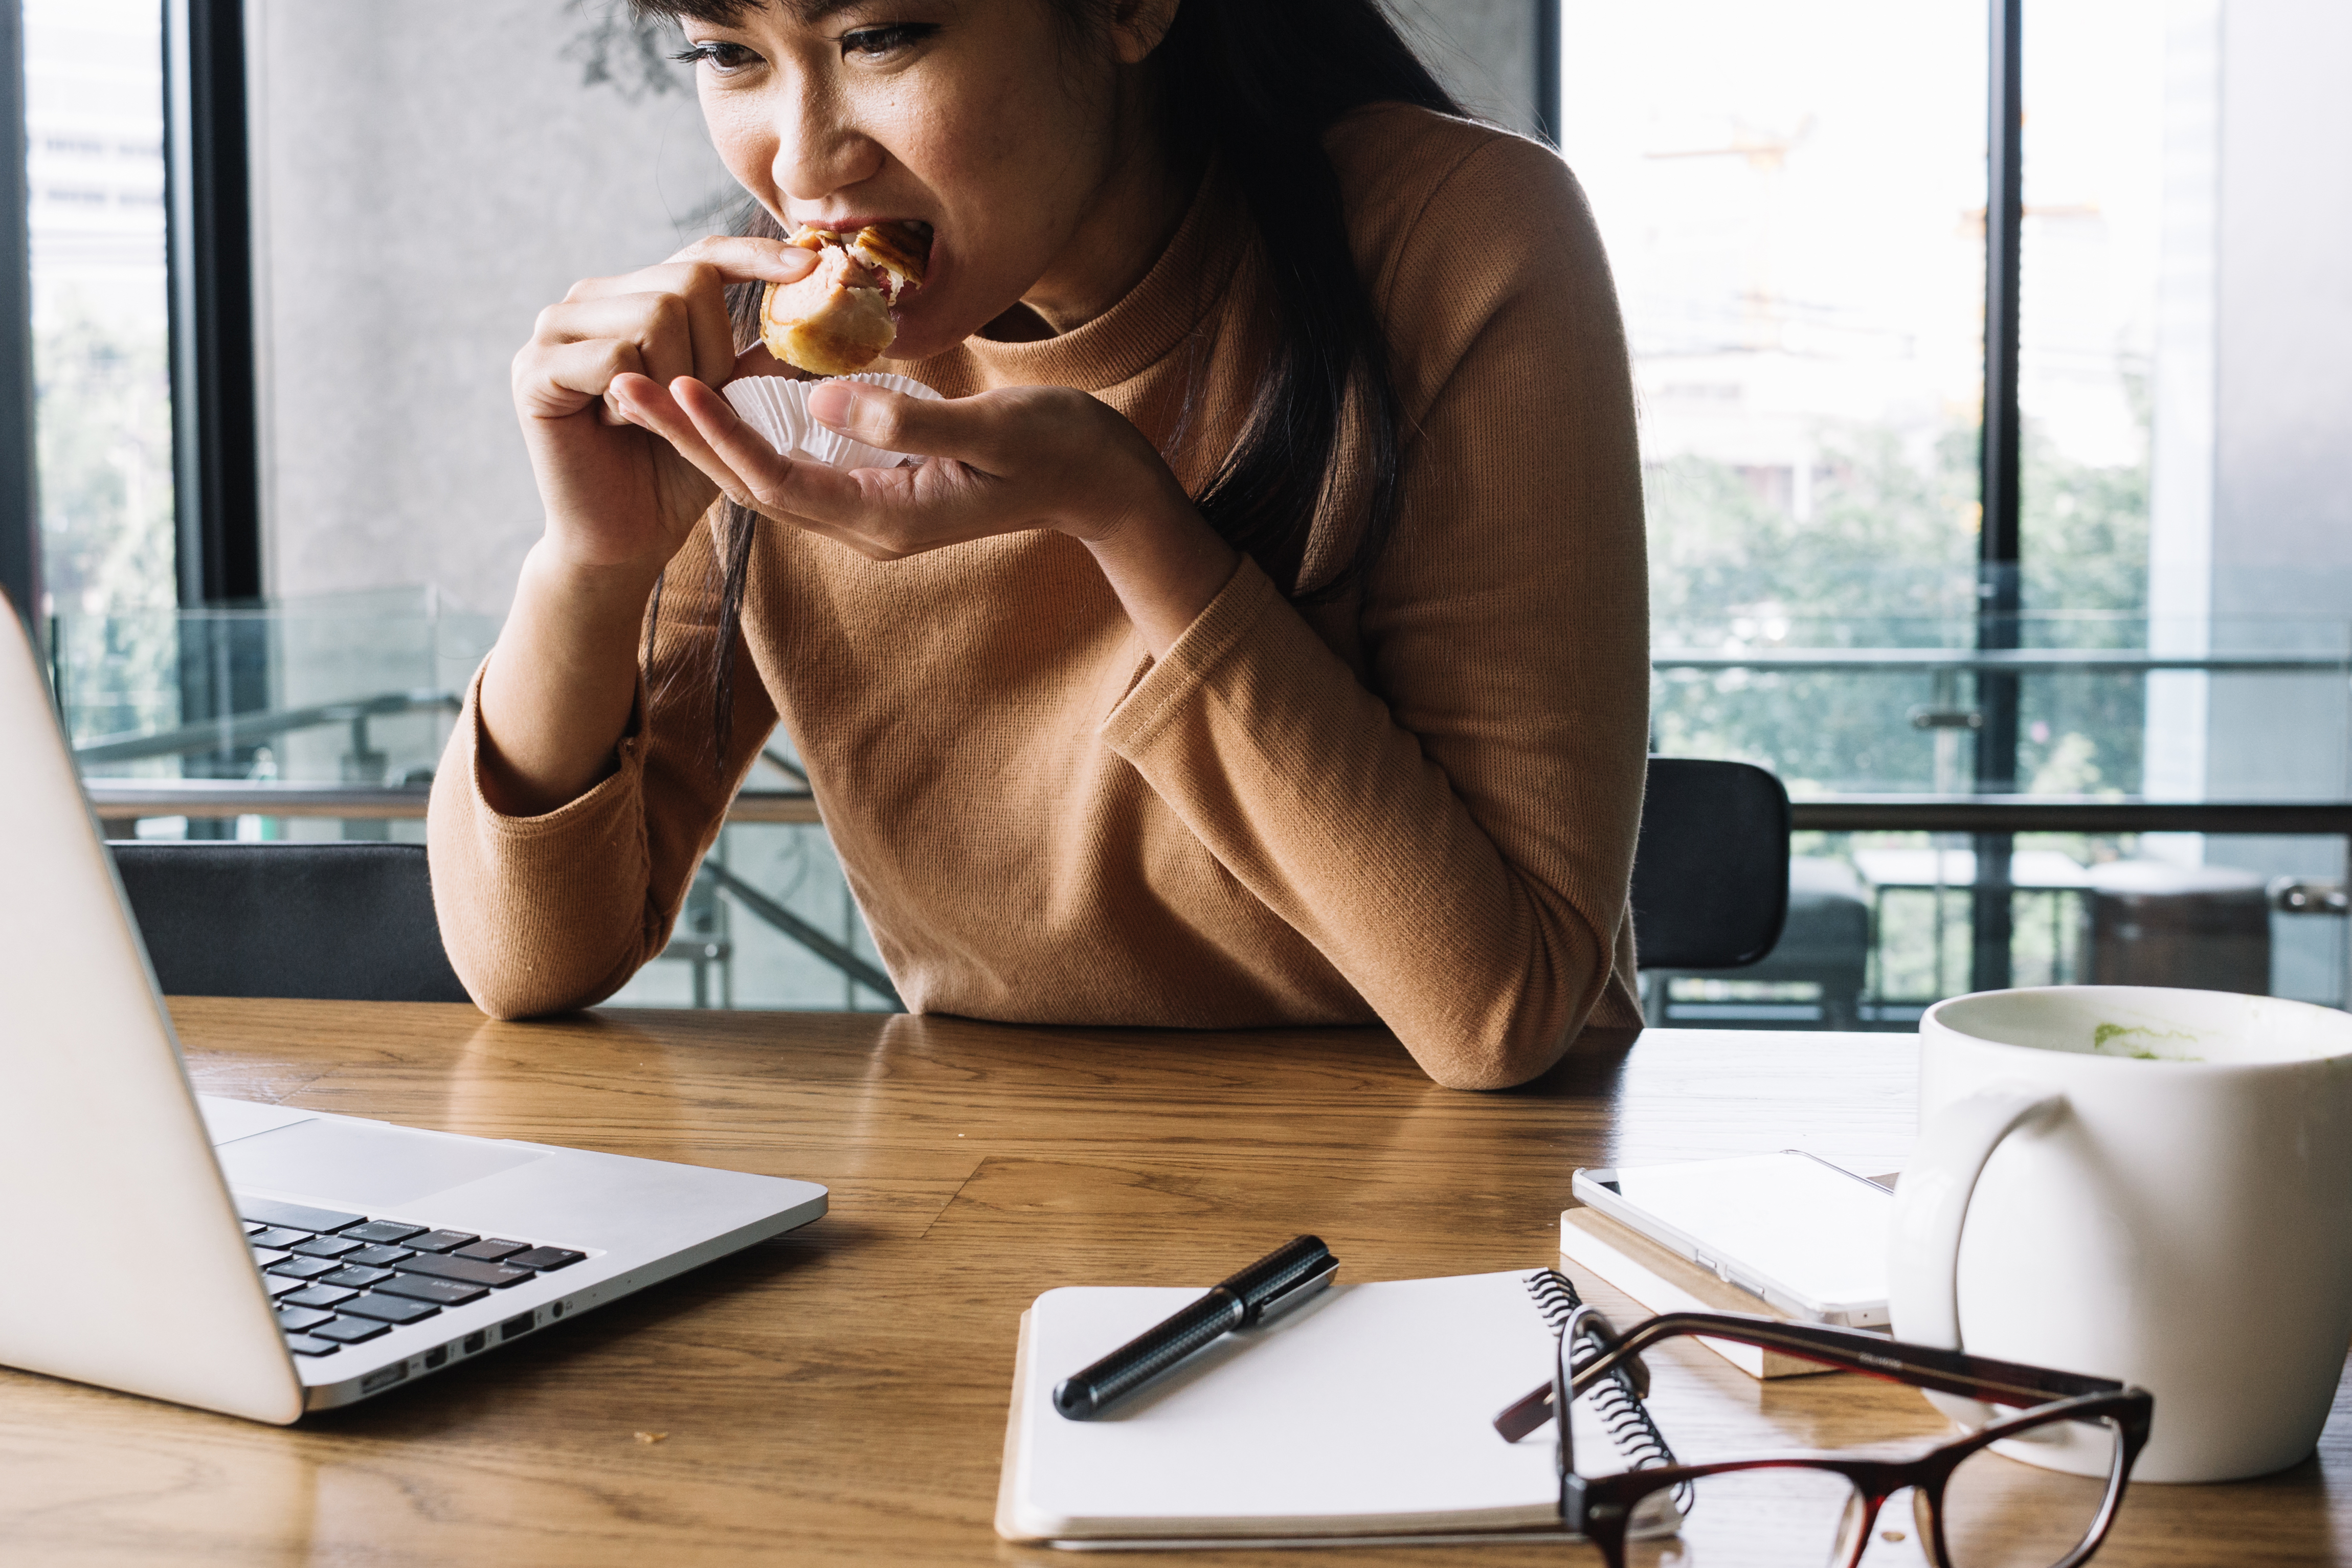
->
xmin=3 ymin=1004 xmax=2344 ymax=1565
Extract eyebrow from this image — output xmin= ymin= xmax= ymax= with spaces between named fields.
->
xmin=781 ymin=0 xmax=872 ymax=23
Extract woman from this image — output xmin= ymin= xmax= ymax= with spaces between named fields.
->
xmin=427 ymin=0 xmax=1648 ymax=1089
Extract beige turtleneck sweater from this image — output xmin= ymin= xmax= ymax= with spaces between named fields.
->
xmin=427 ymin=103 xmax=1649 ymax=1090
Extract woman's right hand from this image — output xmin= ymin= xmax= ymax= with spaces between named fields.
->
xmin=476 ymin=236 xmax=812 ymax=819
xmin=510 ymin=235 xmax=817 ymax=575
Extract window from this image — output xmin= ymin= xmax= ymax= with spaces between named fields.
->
xmin=1560 ymin=0 xmax=2349 ymax=1021
xmin=23 ymin=0 xmax=175 ymax=738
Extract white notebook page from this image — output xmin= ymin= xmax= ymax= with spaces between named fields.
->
xmin=1011 ymin=1271 xmax=1568 ymax=1539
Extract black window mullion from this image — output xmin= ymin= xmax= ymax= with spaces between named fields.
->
xmin=163 ymin=1 xmax=266 ymax=814
xmin=0 ymin=2 xmax=36 ymax=638
xmin=163 ymin=0 xmax=261 ymax=610
xmin=1972 ymin=0 xmax=2026 ymax=991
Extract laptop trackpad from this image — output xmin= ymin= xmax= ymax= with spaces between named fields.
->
xmin=219 ymin=1117 xmax=544 ymax=1210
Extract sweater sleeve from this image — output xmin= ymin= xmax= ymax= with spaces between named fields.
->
xmin=1097 ymin=137 xmax=1649 ymax=1090
xmin=425 ymin=517 xmax=777 ymax=1018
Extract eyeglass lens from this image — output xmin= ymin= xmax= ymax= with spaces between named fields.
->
xmin=1622 ymin=1417 xmax=2117 ymax=1568
xmin=1931 ymin=1419 xmax=2116 ymax=1568
xmin=1624 ymin=1467 xmax=1867 ymax=1566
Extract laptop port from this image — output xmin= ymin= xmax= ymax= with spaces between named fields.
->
xmin=361 ymin=1365 xmax=408 ymax=1394
xmin=462 ymin=1331 xmax=486 ymax=1354
xmin=424 ymin=1345 xmax=448 ymax=1370
xmin=501 ymin=1312 xmax=535 ymax=1341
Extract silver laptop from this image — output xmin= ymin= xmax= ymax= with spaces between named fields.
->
xmin=0 ymin=607 xmax=826 ymax=1422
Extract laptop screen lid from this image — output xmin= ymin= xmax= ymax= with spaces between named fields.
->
xmin=0 ymin=606 xmax=304 ymax=1423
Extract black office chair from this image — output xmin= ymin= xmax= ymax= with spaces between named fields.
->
xmin=109 ymin=841 xmax=471 ymax=1003
xmin=1630 ymin=757 xmax=1792 ymax=970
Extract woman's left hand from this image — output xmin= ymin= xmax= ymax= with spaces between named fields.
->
xmin=608 ymin=372 xmax=1240 ymax=656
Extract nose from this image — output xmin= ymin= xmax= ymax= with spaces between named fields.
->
xmin=772 ymin=71 xmax=883 ymax=209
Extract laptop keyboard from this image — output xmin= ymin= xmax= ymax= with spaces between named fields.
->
xmin=237 ymin=1195 xmax=587 ymax=1359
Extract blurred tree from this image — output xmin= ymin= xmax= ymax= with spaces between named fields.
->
xmin=35 ymin=297 xmax=179 ymax=741
xmin=1646 ymin=417 xmax=2147 ymax=796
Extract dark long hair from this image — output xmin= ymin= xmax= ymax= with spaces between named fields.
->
xmin=637 ymin=0 xmax=1463 ymax=760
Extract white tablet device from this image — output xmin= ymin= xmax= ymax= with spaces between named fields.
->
xmin=1571 ymin=1151 xmax=1894 ymax=1328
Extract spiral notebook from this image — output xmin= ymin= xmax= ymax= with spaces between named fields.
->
xmin=996 ymin=1268 xmax=1676 ymax=1547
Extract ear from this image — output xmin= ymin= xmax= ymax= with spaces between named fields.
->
xmin=1109 ymin=0 xmax=1181 ymax=65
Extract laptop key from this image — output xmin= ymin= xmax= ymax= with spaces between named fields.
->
xmin=283 ymin=1334 xmax=341 ymax=1357
xmin=307 ymin=1316 xmax=391 ymax=1345
xmin=261 ymin=1274 xmax=310 ymax=1298
xmin=250 ymin=1247 xmax=291 ymax=1268
xmin=344 ymin=1245 xmax=415 ymax=1269
xmin=242 ymin=1221 xmax=265 ymax=1235
xmin=402 ymin=1229 xmax=479 ymax=1254
xmin=320 ymin=1265 xmax=395 ymax=1289
xmin=246 ymin=1227 xmax=312 ymax=1250
xmin=394 ymin=1253 xmax=534 ymax=1289
xmin=275 ymin=1305 xmax=335 ymax=1332
xmin=288 ymin=1236 xmax=364 ymax=1260
xmin=341 ymin=1220 xmax=427 ymax=1245
xmin=339 ymin=1293 xmax=441 ymax=1326
xmin=265 ymin=1256 xmax=342 ymax=1281
xmin=453 ymin=1239 xmax=528 ymax=1262
xmin=504 ymin=1247 xmax=585 ymax=1272
xmin=282 ymin=1285 xmax=360 ymax=1310
xmin=372 ymin=1274 xmax=489 ymax=1307
xmin=236 ymin=1197 xmax=366 ymax=1234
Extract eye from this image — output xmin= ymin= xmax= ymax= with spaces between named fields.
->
xmin=840 ymin=23 xmax=936 ymax=60
xmin=671 ymin=39 xmax=761 ymax=75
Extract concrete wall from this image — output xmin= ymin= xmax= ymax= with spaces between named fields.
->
xmin=249 ymin=1 xmax=733 ymax=615
xmin=249 ymin=1 xmax=1542 ymax=617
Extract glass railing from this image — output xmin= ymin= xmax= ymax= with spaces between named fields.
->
xmin=47 ymin=592 xmax=888 ymax=1011
xmin=1647 ymin=610 xmax=2350 ymax=1024
xmin=49 ymin=599 xmax=2351 ymax=1020
xmin=54 ymin=587 xmax=497 ymax=794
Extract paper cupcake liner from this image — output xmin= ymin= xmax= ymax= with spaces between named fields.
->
xmin=722 ymin=372 xmax=943 ymax=471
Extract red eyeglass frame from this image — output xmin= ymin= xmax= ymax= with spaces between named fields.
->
xmin=1494 ymin=1308 xmax=2155 ymax=1568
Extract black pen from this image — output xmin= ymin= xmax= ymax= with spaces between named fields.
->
xmin=1052 ymin=1235 xmax=1339 ymax=1420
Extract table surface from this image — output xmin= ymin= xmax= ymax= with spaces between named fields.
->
xmin=3 ymin=1003 xmax=2345 ymax=1566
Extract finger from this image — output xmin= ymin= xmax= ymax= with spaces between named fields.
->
xmin=515 ymin=338 xmax=646 ymax=422
xmin=569 ymin=244 xmax=815 ymax=304
xmin=805 ymin=383 xmax=999 ymax=469
xmin=607 ymin=372 xmax=772 ymax=498
xmin=536 ymin=294 xmax=703 ymax=393
xmin=559 ymin=265 xmax=743 ymax=387
xmin=667 ymin=233 xmax=823 ymax=278
xmin=670 ymin=375 xmax=871 ymax=521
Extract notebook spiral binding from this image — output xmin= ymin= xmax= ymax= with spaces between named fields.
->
xmin=1523 ymin=1270 xmax=1692 ymax=1512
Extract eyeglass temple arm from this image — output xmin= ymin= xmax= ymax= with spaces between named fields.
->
xmin=1495 ymin=1310 xmax=2125 ymax=1443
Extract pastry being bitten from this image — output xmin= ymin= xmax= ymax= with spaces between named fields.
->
xmin=759 ymin=222 xmax=930 ymax=377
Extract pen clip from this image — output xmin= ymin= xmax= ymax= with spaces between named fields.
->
xmin=1248 ymin=1256 xmax=1338 ymax=1327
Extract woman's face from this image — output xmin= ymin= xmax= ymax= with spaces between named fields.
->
xmin=684 ymin=0 xmax=1168 ymax=361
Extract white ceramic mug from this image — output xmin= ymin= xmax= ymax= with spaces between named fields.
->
xmin=1889 ymin=985 xmax=2352 ymax=1483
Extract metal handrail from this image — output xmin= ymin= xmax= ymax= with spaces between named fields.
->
xmin=698 ymin=861 xmax=901 ymax=1006
xmin=62 ymin=652 xmax=2346 ymax=770
xmin=1652 ymin=649 xmax=2350 ymax=674
xmin=72 ymin=689 xmax=461 ymax=765
xmin=80 ymin=778 xmax=820 ymax=824
xmin=1789 ymin=796 xmax=2352 ymax=835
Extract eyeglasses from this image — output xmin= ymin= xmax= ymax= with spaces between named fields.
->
xmin=1492 ymin=1308 xmax=2154 ymax=1568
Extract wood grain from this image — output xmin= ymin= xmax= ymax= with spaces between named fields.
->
xmin=0 ymin=1000 xmax=2338 ymax=1565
